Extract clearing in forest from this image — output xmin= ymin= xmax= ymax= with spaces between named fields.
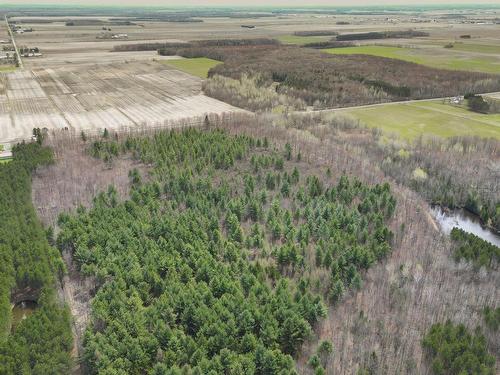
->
xmin=343 ymin=100 xmax=500 ymax=140
xmin=324 ymin=45 xmax=500 ymax=74
xmin=163 ymin=57 xmax=222 ymax=78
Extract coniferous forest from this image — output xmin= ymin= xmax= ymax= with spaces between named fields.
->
xmin=1 ymin=123 xmax=497 ymax=374
xmin=55 ymin=128 xmax=396 ymax=374
xmin=0 ymin=143 xmax=73 ymax=374
xmin=422 ymin=321 xmax=496 ymax=375
xmin=450 ymin=228 xmax=499 ymax=270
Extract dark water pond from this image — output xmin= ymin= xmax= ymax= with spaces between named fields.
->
xmin=11 ymin=300 xmax=37 ymax=332
xmin=431 ymin=206 xmax=500 ymax=247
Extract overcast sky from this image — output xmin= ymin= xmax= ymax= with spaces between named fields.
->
xmin=0 ymin=0 xmax=494 ymax=6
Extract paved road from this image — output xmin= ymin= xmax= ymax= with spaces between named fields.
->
xmin=5 ymin=15 xmax=23 ymax=69
xmin=292 ymin=91 xmax=500 ymax=115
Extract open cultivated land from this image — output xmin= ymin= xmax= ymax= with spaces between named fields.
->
xmin=324 ymin=45 xmax=500 ymax=74
xmin=10 ymin=10 xmax=499 ymax=71
xmin=0 ymin=61 xmax=243 ymax=144
xmin=342 ymin=100 xmax=500 ymax=140
xmin=2 ymin=11 xmax=500 ymax=139
xmin=162 ymin=57 xmax=222 ymax=78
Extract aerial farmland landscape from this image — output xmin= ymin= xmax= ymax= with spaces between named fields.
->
xmin=0 ymin=1 xmax=499 ymax=375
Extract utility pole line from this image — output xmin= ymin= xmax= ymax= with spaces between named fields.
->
xmin=5 ymin=14 xmax=23 ymax=69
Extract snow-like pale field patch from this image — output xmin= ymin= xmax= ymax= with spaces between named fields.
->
xmin=0 ymin=61 xmax=244 ymax=144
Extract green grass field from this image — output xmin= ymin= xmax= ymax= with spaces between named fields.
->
xmin=0 ymin=65 xmax=16 ymax=73
xmin=162 ymin=58 xmax=222 ymax=78
xmin=324 ymin=46 xmax=500 ymax=74
xmin=343 ymin=100 xmax=500 ymax=140
xmin=0 ymin=157 xmax=12 ymax=164
xmin=449 ymin=43 xmax=500 ymax=55
xmin=277 ymin=35 xmax=331 ymax=45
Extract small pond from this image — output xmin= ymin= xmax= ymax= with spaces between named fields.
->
xmin=11 ymin=300 xmax=37 ymax=333
xmin=431 ymin=206 xmax=500 ymax=247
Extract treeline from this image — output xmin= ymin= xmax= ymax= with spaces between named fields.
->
xmin=65 ymin=19 xmax=135 ymax=26
xmin=57 ymin=128 xmax=396 ymax=373
xmin=450 ymin=228 xmax=499 ymax=269
xmin=172 ymin=45 xmax=500 ymax=109
xmin=293 ymin=30 xmax=338 ymax=37
xmin=117 ymin=38 xmax=278 ymax=52
xmin=422 ymin=321 xmax=495 ymax=375
xmin=113 ymin=42 xmax=191 ymax=52
xmin=336 ymin=30 xmax=429 ymax=41
xmin=202 ymin=73 xmax=307 ymax=112
xmin=465 ymin=94 xmax=500 ymax=114
xmin=303 ymin=41 xmax=355 ymax=49
xmin=157 ymin=39 xmax=279 ymax=57
xmin=466 ymin=94 xmax=490 ymax=114
xmin=0 ymin=142 xmax=73 ymax=374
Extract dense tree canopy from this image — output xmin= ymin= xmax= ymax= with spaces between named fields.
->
xmin=0 ymin=142 xmax=73 ymax=374
xmin=159 ymin=44 xmax=500 ymax=110
xmin=483 ymin=306 xmax=500 ymax=332
xmin=450 ymin=228 xmax=499 ymax=269
xmin=422 ymin=321 xmax=495 ymax=375
xmin=466 ymin=94 xmax=490 ymax=114
xmin=58 ymin=128 xmax=396 ymax=373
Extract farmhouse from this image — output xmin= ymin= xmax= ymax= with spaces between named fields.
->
xmin=449 ymin=96 xmax=464 ymax=104
xmin=111 ymin=33 xmax=128 ymax=39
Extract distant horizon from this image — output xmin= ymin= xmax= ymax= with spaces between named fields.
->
xmin=1 ymin=1 xmax=499 ymax=9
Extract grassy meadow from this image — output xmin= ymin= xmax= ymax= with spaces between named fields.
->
xmin=276 ymin=34 xmax=331 ymax=45
xmin=324 ymin=45 xmax=500 ymax=74
xmin=0 ymin=65 xmax=16 ymax=73
xmin=343 ymin=100 xmax=500 ymax=140
xmin=448 ymin=43 xmax=500 ymax=55
xmin=163 ymin=57 xmax=222 ymax=78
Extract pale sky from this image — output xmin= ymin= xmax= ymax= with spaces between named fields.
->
xmin=0 ymin=0 xmax=496 ymax=7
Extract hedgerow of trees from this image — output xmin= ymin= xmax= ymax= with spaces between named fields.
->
xmin=422 ymin=321 xmax=495 ymax=375
xmin=0 ymin=142 xmax=73 ymax=374
xmin=114 ymin=38 xmax=278 ymax=52
xmin=335 ymin=30 xmax=429 ymax=41
xmin=303 ymin=41 xmax=355 ymax=49
xmin=57 ymin=128 xmax=396 ymax=373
